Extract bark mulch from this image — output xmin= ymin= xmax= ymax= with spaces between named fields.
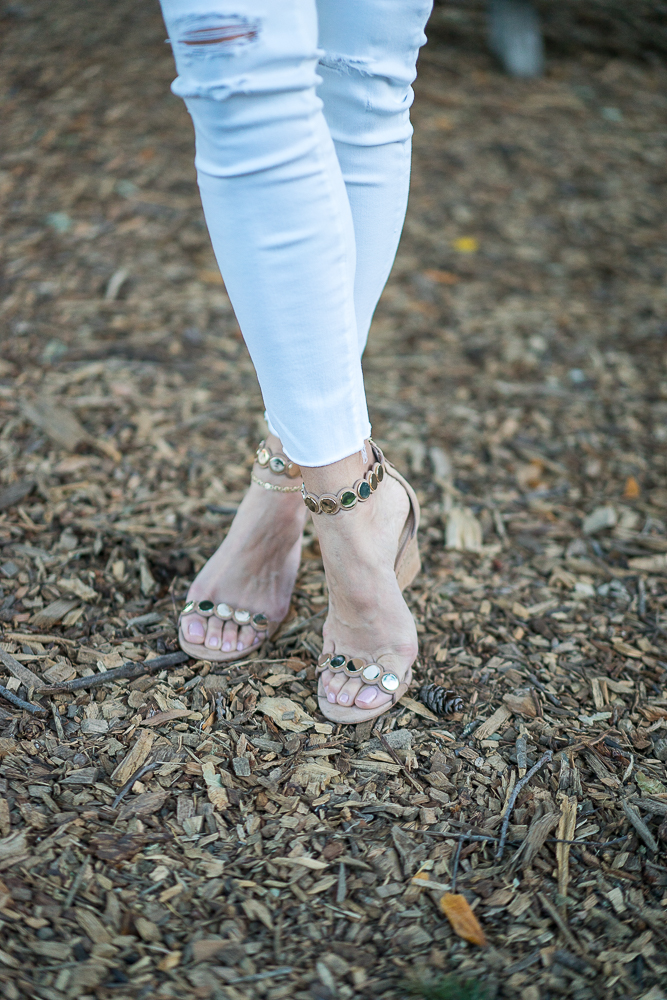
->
xmin=1 ymin=2 xmax=667 ymax=999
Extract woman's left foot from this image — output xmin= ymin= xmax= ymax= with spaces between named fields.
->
xmin=303 ymin=444 xmax=420 ymax=722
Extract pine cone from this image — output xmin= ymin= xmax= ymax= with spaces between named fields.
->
xmin=419 ymin=683 xmax=463 ymax=715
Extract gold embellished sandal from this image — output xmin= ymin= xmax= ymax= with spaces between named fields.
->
xmin=304 ymin=441 xmax=421 ymax=724
xmin=177 ymin=441 xmax=302 ymax=663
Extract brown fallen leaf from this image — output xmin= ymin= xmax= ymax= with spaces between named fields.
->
xmin=142 ymin=709 xmax=192 ymax=726
xmin=90 ymin=832 xmax=159 ymax=862
xmin=256 ymin=696 xmax=315 ymax=733
xmin=439 ymin=893 xmax=487 ymax=946
xmin=201 ymin=761 xmax=229 ymax=810
xmin=0 ymin=479 xmax=35 ymax=512
xmin=20 ymin=397 xmax=89 ymax=451
xmin=117 ymin=789 xmax=169 ymax=821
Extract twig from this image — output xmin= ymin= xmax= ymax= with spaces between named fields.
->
xmin=111 ymin=760 xmax=168 ymax=809
xmin=39 ymin=651 xmax=188 ymax=694
xmin=538 ymin=892 xmax=598 ymax=967
xmin=0 ymin=683 xmax=47 ymax=716
xmin=51 ymin=700 xmax=65 ymax=740
xmin=275 ymin=609 xmax=326 ymax=639
xmin=450 ymin=836 xmax=465 ymax=891
xmin=375 ymin=731 xmax=424 ymax=792
xmin=64 ymin=858 xmax=89 ymax=908
xmin=528 ymin=673 xmax=562 ymax=708
xmin=495 ymin=750 xmax=553 ymax=861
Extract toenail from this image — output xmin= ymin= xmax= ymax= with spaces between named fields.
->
xmin=327 ymin=692 xmax=336 ymax=703
xmin=237 ymin=641 xmax=244 ymax=650
xmin=188 ymin=621 xmax=205 ymax=638
xmin=207 ymin=636 xmax=220 ymax=648
xmin=339 ymin=692 xmax=349 ymax=704
xmin=222 ymin=641 xmax=232 ymax=651
xmin=356 ymin=686 xmax=378 ymax=706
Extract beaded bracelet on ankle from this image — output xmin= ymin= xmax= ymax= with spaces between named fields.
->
xmin=301 ymin=440 xmax=386 ymax=515
xmin=255 ymin=440 xmax=301 ymax=478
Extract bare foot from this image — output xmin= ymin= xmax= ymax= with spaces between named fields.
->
xmin=183 ymin=435 xmax=308 ymax=653
xmin=303 ymin=444 xmax=418 ymax=714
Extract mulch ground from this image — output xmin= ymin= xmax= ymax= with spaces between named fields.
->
xmin=1 ymin=3 xmax=667 ymax=999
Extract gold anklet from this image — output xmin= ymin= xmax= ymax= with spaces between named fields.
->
xmin=301 ymin=440 xmax=386 ymax=515
xmin=251 ymin=472 xmax=302 ymax=493
xmin=255 ymin=440 xmax=301 ymax=478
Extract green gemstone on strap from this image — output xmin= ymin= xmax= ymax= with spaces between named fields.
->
xmin=358 ymin=481 xmax=371 ymax=500
xmin=198 ymin=600 xmax=214 ymax=612
xmin=340 ymin=490 xmax=356 ymax=508
xmin=330 ymin=655 xmax=346 ymax=669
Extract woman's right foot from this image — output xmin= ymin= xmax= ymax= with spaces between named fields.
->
xmin=181 ymin=435 xmax=309 ymax=654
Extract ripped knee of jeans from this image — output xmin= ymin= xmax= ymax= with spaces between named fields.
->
xmin=172 ymin=13 xmax=260 ymax=60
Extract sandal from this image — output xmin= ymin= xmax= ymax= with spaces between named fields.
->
xmin=177 ymin=440 xmax=302 ymax=663
xmin=301 ymin=441 xmax=421 ymax=725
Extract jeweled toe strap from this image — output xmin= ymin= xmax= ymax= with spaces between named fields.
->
xmin=317 ymin=652 xmax=401 ymax=694
xmin=180 ymin=600 xmax=269 ymax=631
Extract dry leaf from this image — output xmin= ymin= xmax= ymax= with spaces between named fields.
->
xmin=446 ymin=507 xmax=482 ymax=552
xmin=256 ymin=696 xmax=315 ymax=732
xmin=201 ymin=761 xmax=229 ymax=810
xmin=439 ymin=893 xmax=487 ymax=946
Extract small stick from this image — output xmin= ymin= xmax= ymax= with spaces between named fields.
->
xmin=275 ymin=609 xmax=326 ymax=639
xmin=51 ymin=701 xmax=65 ymax=741
xmin=450 ymin=836 xmax=465 ymax=892
xmin=64 ymin=858 xmax=89 ymax=908
xmin=39 ymin=651 xmax=188 ymax=694
xmin=528 ymin=674 xmax=562 ymax=708
xmin=0 ymin=683 xmax=47 ymax=716
xmin=111 ymin=760 xmax=168 ymax=809
xmin=495 ymin=750 xmax=553 ymax=861
xmin=375 ymin=731 xmax=424 ymax=793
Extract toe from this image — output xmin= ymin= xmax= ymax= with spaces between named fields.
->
xmin=204 ymin=616 xmax=223 ymax=650
xmin=355 ymin=684 xmax=390 ymax=708
xmin=336 ymin=677 xmax=362 ymax=706
xmin=185 ymin=614 xmax=206 ymax=643
xmin=221 ymin=620 xmax=239 ymax=652
xmin=237 ymin=624 xmax=262 ymax=650
xmin=323 ymin=670 xmax=347 ymax=703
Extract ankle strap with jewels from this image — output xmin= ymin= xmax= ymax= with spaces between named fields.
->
xmin=251 ymin=440 xmax=302 ymax=493
xmin=301 ymin=440 xmax=386 ymax=515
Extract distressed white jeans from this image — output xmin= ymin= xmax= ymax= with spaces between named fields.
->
xmin=159 ymin=0 xmax=432 ymax=466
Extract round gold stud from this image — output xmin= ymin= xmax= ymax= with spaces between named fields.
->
xmin=330 ymin=654 xmax=346 ymax=670
xmin=215 ymin=603 xmax=233 ymax=620
xmin=256 ymin=447 xmax=270 ymax=467
xmin=346 ymin=658 xmax=365 ymax=674
xmin=318 ymin=653 xmax=332 ymax=668
xmin=233 ymin=609 xmax=251 ymax=625
xmin=252 ymin=612 xmax=269 ymax=629
xmin=380 ymin=672 xmax=400 ymax=693
xmin=319 ymin=495 xmax=339 ymax=515
xmin=304 ymin=495 xmax=319 ymax=514
xmin=269 ymin=456 xmax=286 ymax=474
xmin=361 ymin=664 xmax=381 ymax=681
xmin=181 ymin=600 xmax=195 ymax=615
xmin=197 ymin=600 xmax=214 ymax=616
xmin=375 ymin=463 xmax=385 ymax=483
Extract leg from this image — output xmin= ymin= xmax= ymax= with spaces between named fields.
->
xmin=161 ymin=0 xmax=370 ymax=467
xmin=317 ymin=0 xmax=433 ymax=349
xmin=158 ymin=0 xmax=368 ymax=653
xmin=307 ymin=0 xmax=433 ymax=715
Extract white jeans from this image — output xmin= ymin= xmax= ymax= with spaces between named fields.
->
xmin=159 ymin=0 xmax=432 ymax=466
